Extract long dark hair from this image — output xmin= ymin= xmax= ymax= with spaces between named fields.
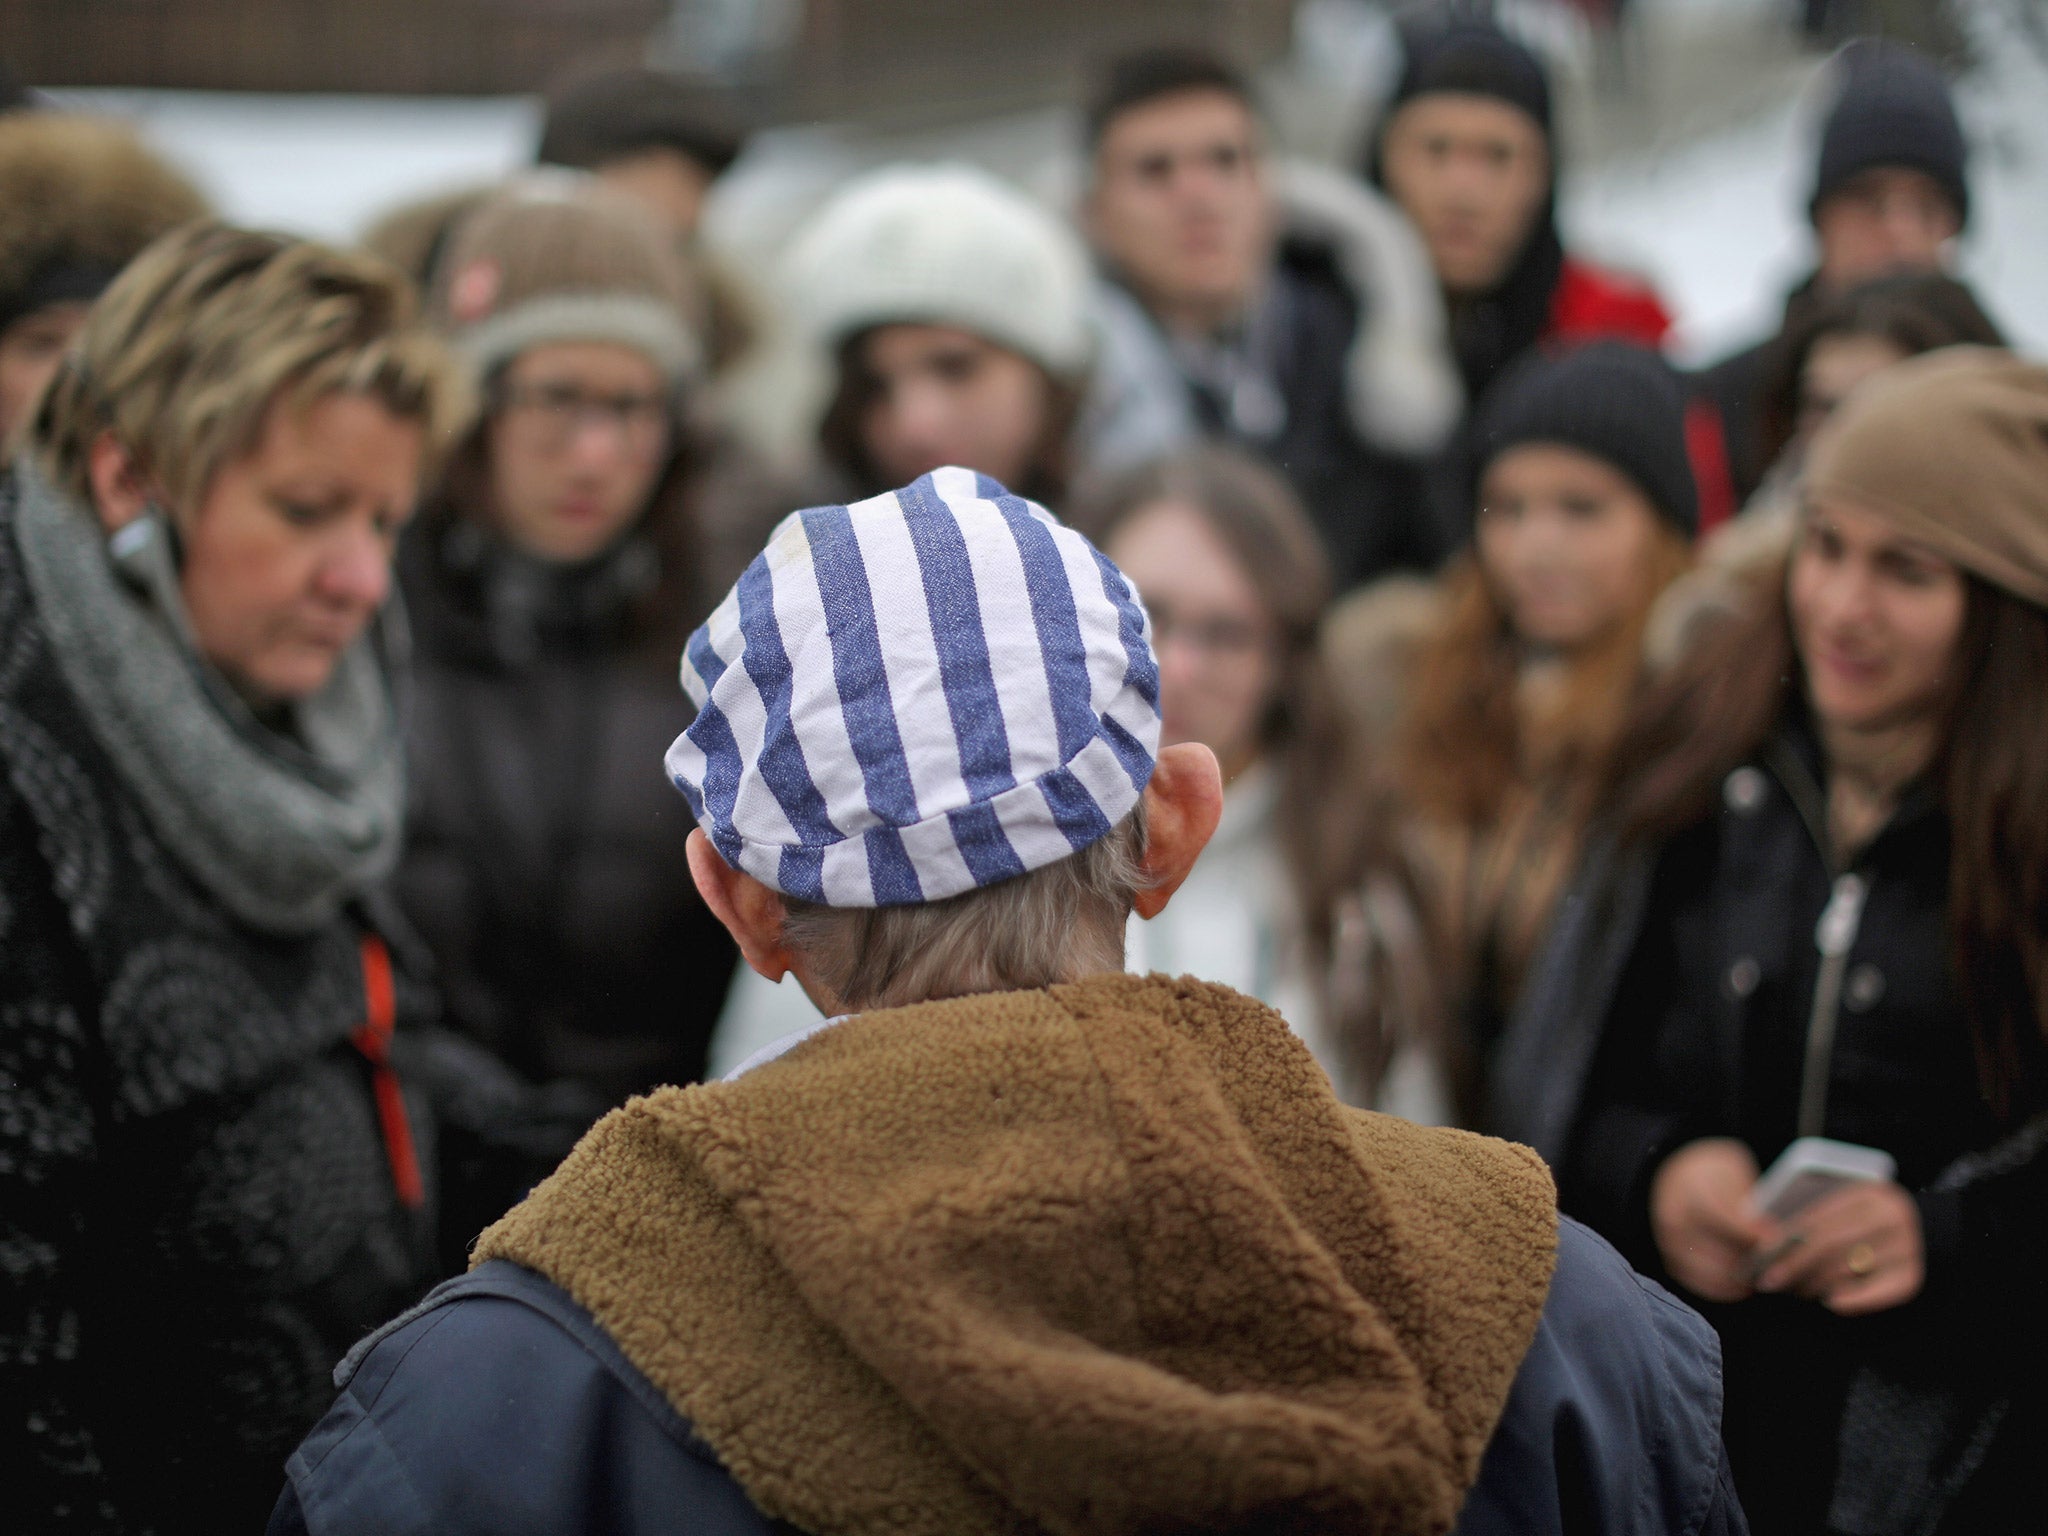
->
xmin=1611 ymin=555 xmax=2048 ymax=1122
xmin=1754 ymin=272 xmax=2006 ymax=472
xmin=817 ymin=329 xmax=1084 ymax=508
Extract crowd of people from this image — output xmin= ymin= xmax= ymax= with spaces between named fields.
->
xmin=1 ymin=8 xmax=2042 ymax=1534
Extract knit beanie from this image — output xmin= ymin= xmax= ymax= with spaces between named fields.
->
xmin=537 ymin=66 xmax=748 ymax=180
xmin=783 ymin=164 xmax=1094 ymax=381
xmin=0 ymin=113 xmax=209 ymax=336
xmin=1805 ymin=346 xmax=2048 ymax=608
xmin=1474 ymin=341 xmax=1698 ymax=534
xmin=1809 ymin=40 xmax=1968 ymax=228
xmin=1383 ymin=13 xmax=1552 ymax=140
xmin=430 ymin=172 xmax=701 ymax=383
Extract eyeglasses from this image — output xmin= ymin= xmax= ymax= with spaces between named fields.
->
xmin=496 ymin=381 xmax=671 ymax=452
xmin=1148 ymin=603 xmax=1273 ymax=662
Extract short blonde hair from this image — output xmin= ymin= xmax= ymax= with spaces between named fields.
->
xmin=26 ymin=221 xmax=472 ymax=510
xmin=779 ymin=807 xmax=1147 ymax=1012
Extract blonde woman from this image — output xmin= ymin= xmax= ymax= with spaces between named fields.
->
xmin=0 ymin=223 xmax=475 ymax=1527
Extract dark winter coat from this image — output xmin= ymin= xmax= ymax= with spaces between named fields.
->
xmin=271 ymin=1224 xmax=1744 ymax=1536
xmin=394 ymin=506 xmax=738 ymax=1108
xmin=1691 ymin=273 xmax=1826 ymax=512
xmin=275 ymin=974 xmax=1743 ymax=1536
xmin=0 ymin=478 xmax=429 ymax=1531
xmin=1491 ymin=716 xmax=2047 ymax=1534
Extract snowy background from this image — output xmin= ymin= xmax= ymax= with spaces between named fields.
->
xmin=49 ymin=0 xmax=2048 ymax=367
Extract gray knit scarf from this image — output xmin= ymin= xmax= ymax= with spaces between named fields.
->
xmin=10 ymin=455 xmax=405 ymax=936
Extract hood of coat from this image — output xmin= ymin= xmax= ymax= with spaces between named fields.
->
xmin=1274 ymin=160 xmax=1464 ymax=457
xmin=476 ymin=973 xmax=1555 ymax=1536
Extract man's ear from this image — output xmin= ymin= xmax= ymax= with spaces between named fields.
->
xmin=84 ymin=432 xmax=155 ymax=536
xmin=687 ymin=829 xmax=799 ymax=982
xmin=1132 ymin=741 xmax=1224 ymax=919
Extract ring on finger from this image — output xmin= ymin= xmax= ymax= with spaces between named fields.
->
xmin=1845 ymin=1242 xmax=1878 ymax=1279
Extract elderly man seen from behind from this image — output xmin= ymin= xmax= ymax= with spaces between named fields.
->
xmin=275 ymin=469 xmax=1745 ymax=1536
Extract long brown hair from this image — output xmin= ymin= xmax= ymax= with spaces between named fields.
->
xmin=1611 ymin=554 xmax=2048 ymax=1122
xmin=818 ymin=330 xmax=1084 ymax=508
xmin=1069 ymin=446 xmax=1373 ymax=965
xmin=1398 ymin=530 xmax=1694 ymax=834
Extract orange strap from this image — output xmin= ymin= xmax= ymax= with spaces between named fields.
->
xmin=349 ymin=934 xmax=425 ymax=1211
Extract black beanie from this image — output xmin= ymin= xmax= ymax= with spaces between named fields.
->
xmin=538 ymin=67 xmax=748 ymax=180
xmin=1475 ymin=341 xmax=1699 ymax=535
xmin=1810 ymin=40 xmax=1968 ymax=228
xmin=1385 ymin=12 xmax=1552 ymax=140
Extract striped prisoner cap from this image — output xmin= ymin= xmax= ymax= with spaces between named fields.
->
xmin=666 ymin=466 xmax=1161 ymax=907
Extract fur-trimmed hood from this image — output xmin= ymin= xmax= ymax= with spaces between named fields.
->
xmin=1081 ymin=157 xmax=1460 ymax=476
xmin=0 ymin=113 xmax=208 ymax=326
xmin=1273 ymin=159 xmax=1461 ymax=456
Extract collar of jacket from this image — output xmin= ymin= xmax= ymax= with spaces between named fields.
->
xmin=1761 ymin=706 xmax=1943 ymax=876
xmin=413 ymin=508 xmax=661 ymax=668
xmin=475 ymin=973 xmax=1556 ymax=1536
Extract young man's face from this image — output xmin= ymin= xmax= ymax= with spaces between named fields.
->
xmin=595 ymin=148 xmax=715 ymax=242
xmin=1085 ymin=88 xmax=1274 ymax=330
xmin=1813 ymin=166 xmax=1959 ymax=292
xmin=1380 ymin=93 xmax=1550 ymax=298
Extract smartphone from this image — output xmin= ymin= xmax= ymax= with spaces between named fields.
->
xmin=1745 ymin=1137 xmax=1897 ymax=1278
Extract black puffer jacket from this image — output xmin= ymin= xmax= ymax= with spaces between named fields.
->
xmin=1492 ymin=716 xmax=2047 ymax=1535
xmin=395 ymin=511 xmax=738 ymax=1108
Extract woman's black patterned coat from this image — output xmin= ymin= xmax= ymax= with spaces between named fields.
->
xmin=0 ymin=478 xmax=515 ymax=1531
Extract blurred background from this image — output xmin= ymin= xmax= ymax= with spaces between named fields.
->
xmin=7 ymin=0 xmax=2046 ymax=368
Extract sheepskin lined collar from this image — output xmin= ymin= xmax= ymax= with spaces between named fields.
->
xmin=475 ymin=974 xmax=1556 ymax=1535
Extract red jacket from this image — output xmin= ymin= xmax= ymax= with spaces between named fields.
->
xmin=1546 ymin=256 xmax=1672 ymax=349
xmin=1545 ymin=258 xmax=1736 ymax=532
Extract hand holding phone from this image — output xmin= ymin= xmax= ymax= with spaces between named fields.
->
xmin=1745 ymin=1137 xmax=1896 ymax=1279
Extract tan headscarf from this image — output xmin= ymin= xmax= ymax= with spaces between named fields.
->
xmin=1805 ymin=345 xmax=2048 ymax=608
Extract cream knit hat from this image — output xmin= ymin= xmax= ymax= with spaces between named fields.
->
xmin=783 ymin=163 xmax=1094 ymax=381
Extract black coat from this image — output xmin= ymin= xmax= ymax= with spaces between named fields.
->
xmin=1247 ymin=238 xmax=1444 ymax=586
xmin=1492 ymin=718 xmax=2047 ymax=1535
xmin=272 ymin=1223 xmax=1746 ymax=1536
xmin=1689 ymin=273 xmax=1823 ymax=509
xmin=395 ymin=515 xmax=739 ymax=1108
xmin=0 ymin=491 xmax=424 ymax=1531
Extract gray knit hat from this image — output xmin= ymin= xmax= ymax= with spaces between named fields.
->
xmin=431 ymin=171 xmax=702 ymax=383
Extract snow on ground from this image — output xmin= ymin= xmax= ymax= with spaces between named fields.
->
xmin=55 ymin=14 xmax=2048 ymax=368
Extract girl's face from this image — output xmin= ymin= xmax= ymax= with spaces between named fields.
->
xmin=1106 ymin=498 xmax=1278 ymax=782
xmin=1790 ymin=497 xmax=1967 ymax=736
xmin=1476 ymin=443 xmax=1668 ymax=651
xmin=855 ymin=324 xmax=1052 ymax=490
xmin=1796 ymin=332 xmax=1908 ymax=447
xmin=487 ymin=342 xmax=671 ymax=565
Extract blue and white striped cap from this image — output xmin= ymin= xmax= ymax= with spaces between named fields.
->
xmin=666 ymin=466 xmax=1161 ymax=907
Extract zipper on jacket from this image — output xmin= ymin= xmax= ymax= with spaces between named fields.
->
xmin=1797 ymin=872 xmax=1869 ymax=1139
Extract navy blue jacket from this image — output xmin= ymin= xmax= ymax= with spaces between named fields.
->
xmin=272 ymin=1217 xmax=1743 ymax=1536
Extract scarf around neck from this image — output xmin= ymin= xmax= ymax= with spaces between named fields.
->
xmin=477 ymin=973 xmax=1557 ymax=1535
xmin=8 ymin=455 xmax=405 ymax=935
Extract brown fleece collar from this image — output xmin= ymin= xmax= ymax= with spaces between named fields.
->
xmin=475 ymin=974 xmax=1556 ymax=1536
